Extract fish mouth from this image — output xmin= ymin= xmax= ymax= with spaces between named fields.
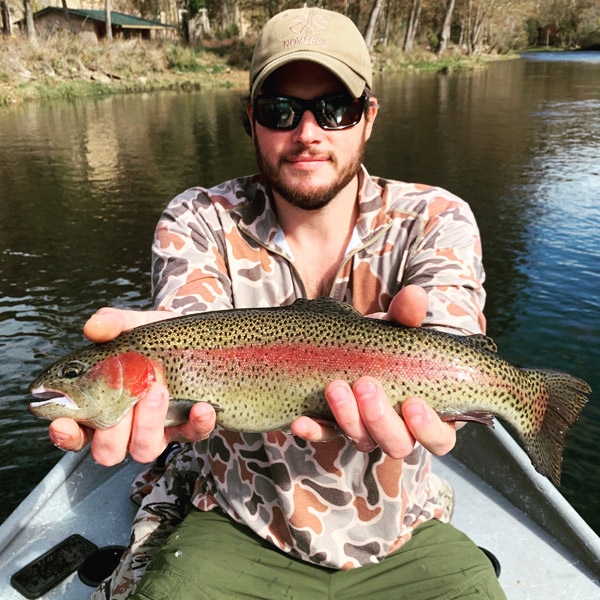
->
xmin=29 ymin=386 xmax=81 ymax=411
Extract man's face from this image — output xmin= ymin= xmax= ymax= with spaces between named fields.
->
xmin=249 ymin=62 xmax=376 ymax=211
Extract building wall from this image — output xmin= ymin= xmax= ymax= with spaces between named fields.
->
xmin=34 ymin=12 xmax=97 ymax=35
xmin=30 ymin=11 xmax=176 ymax=40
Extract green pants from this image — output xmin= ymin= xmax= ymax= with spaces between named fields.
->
xmin=132 ymin=509 xmax=506 ymax=600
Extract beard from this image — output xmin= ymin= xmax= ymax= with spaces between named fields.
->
xmin=254 ymin=136 xmax=366 ymax=211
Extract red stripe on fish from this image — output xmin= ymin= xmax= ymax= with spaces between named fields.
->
xmin=178 ymin=344 xmax=480 ymax=383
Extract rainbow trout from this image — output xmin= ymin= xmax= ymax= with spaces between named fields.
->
xmin=28 ymin=298 xmax=590 ymax=485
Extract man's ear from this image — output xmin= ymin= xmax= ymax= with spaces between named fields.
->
xmin=366 ymin=95 xmax=378 ymax=123
xmin=363 ymin=95 xmax=378 ymax=141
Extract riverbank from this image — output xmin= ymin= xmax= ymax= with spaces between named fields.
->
xmin=0 ymin=33 xmax=509 ymax=107
xmin=0 ymin=34 xmax=251 ymax=106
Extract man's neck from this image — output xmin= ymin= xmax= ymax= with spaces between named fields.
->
xmin=272 ymin=176 xmax=360 ymax=298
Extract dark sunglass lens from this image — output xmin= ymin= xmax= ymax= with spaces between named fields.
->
xmin=256 ymin=97 xmax=299 ymax=130
xmin=318 ymin=96 xmax=363 ymax=129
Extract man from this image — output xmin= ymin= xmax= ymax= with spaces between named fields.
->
xmin=51 ymin=7 xmax=504 ymax=599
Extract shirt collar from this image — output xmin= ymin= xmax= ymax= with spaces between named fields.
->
xmin=231 ymin=166 xmax=392 ymax=257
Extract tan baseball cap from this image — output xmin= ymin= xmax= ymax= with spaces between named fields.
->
xmin=249 ymin=7 xmax=372 ymax=102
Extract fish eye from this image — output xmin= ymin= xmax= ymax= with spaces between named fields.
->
xmin=61 ymin=362 xmax=84 ymax=379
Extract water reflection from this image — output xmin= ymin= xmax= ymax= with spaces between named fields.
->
xmin=0 ymin=58 xmax=598 ymax=530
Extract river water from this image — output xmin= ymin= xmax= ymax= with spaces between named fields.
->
xmin=1 ymin=53 xmax=599 ymax=530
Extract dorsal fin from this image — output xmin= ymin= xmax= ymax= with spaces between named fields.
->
xmin=290 ymin=297 xmax=363 ymax=317
xmin=464 ymin=333 xmax=497 ymax=353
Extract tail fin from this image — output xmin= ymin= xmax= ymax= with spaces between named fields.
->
xmin=522 ymin=369 xmax=590 ymax=486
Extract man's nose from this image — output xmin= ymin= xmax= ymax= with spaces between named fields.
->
xmin=292 ymin=109 xmax=323 ymax=143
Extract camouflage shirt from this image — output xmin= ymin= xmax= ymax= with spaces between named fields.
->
xmin=93 ymin=166 xmax=485 ymax=597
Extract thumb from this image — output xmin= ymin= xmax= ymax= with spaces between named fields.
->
xmin=83 ymin=308 xmax=127 ymax=342
xmin=388 ymin=285 xmax=428 ymax=327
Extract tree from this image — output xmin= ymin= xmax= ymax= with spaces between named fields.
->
xmin=364 ymin=0 xmax=385 ymax=49
xmin=403 ymin=0 xmax=423 ymax=52
xmin=105 ymin=0 xmax=113 ymax=41
xmin=437 ymin=0 xmax=456 ymax=55
xmin=462 ymin=0 xmax=497 ymax=54
xmin=1 ymin=0 xmax=13 ymax=35
xmin=23 ymin=0 xmax=35 ymax=40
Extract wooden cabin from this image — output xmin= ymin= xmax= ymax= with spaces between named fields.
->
xmin=19 ymin=7 xmax=177 ymax=40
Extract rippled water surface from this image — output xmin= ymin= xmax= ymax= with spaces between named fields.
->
xmin=1 ymin=54 xmax=599 ymax=530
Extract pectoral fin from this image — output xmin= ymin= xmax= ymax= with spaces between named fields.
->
xmin=165 ymin=400 xmax=224 ymax=427
xmin=438 ymin=410 xmax=496 ymax=427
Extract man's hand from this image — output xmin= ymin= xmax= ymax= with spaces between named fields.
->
xmin=290 ymin=285 xmax=457 ymax=458
xmin=48 ymin=308 xmax=217 ymax=466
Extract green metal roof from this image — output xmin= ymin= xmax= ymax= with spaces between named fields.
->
xmin=40 ymin=7 xmax=177 ymax=28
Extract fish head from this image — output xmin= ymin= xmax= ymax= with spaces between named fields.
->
xmin=28 ymin=345 xmax=158 ymax=429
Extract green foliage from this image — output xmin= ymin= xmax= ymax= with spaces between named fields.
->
xmin=427 ymin=33 xmax=439 ymax=52
xmin=225 ymin=39 xmax=254 ymax=70
xmin=189 ymin=0 xmax=206 ymax=18
xmin=166 ymin=45 xmax=226 ymax=74
xmin=215 ymin=22 xmax=240 ymax=40
xmin=575 ymin=4 xmax=600 ymax=49
xmin=524 ymin=18 xmax=540 ymax=47
xmin=166 ymin=45 xmax=206 ymax=72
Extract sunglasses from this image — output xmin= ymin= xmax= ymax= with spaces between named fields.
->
xmin=254 ymin=92 xmax=368 ymax=131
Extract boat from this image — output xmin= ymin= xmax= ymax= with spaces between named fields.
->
xmin=0 ymin=423 xmax=599 ymax=599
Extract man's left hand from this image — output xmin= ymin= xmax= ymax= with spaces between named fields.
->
xmin=290 ymin=285 xmax=457 ymax=458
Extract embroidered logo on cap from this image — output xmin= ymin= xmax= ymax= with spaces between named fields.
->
xmin=290 ymin=9 xmax=327 ymax=35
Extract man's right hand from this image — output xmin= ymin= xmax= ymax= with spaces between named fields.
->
xmin=48 ymin=308 xmax=217 ymax=466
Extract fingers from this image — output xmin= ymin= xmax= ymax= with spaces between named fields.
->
xmin=353 ymin=385 xmax=456 ymax=458
xmin=91 ymin=409 xmax=134 ymax=466
xmin=293 ymin=378 xmax=409 ymax=456
xmin=388 ymin=285 xmax=428 ymax=327
xmin=83 ymin=308 xmax=128 ymax=342
xmin=127 ymin=383 xmax=171 ymax=464
xmin=353 ymin=377 xmax=414 ymax=458
xmin=289 ymin=416 xmax=339 ymax=443
xmin=91 ymin=383 xmax=170 ymax=466
xmin=167 ymin=402 xmax=217 ymax=443
xmin=91 ymin=387 xmax=217 ymax=465
xmin=293 ymin=377 xmax=456 ymax=460
xmin=290 ymin=381 xmax=374 ymax=447
xmin=325 ymin=380 xmax=376 ymax=451
xmin=401 ymin=396 xmax=457 ymax=456
xmin=53 ymin=389 xmax=217 ymax=467
xmin=49 ymin=418 xmax=92 ymax=452
xmin=83 ymin=308 xmax=178 ymax=343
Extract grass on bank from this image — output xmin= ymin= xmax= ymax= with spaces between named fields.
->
xmin=0 ymin=33 xmax=251 ymax=106
xmin=0 ymin=31 xmax=504 ymax=107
